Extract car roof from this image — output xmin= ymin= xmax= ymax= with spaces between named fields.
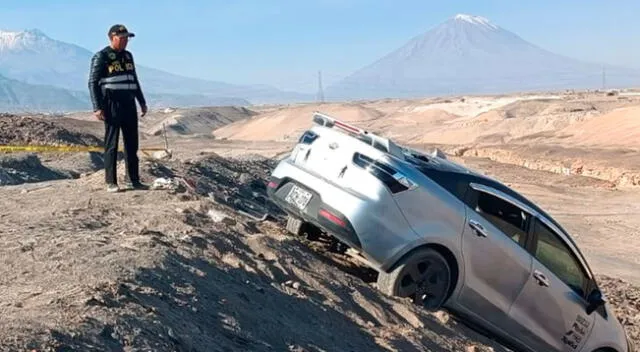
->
xmin=403 ymin=150 xmax=572 ymax=239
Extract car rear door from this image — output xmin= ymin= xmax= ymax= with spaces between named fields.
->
xmin=507 ymin=217 xmax=595 ymax=352
xmin=456 ymin=183 xmax=534 ymax=340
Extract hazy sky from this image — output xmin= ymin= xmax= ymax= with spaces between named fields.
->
xmin=0 ymin=0 xmax=639 ymax=93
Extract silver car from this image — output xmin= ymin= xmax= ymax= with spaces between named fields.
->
xmin=266 ymin=112 xmax=633 ymax=352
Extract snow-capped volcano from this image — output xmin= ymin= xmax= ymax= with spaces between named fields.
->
xmin=0 ymin=29 xmax=97 ymax=91
xmin=452 ymin=14 xmax=498 ymax=30
xmin=327 ymin=14 xmax=640 ymax=100
xmin=0 ymin=29 xmax=40 ymax=50
xmin=0 ymin=29 xmax=54 ymax=51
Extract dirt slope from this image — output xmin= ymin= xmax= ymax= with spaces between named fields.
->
xmin=61 ymin=106 xmax=258 ymax=139
xmin=0 ymin=114 xmax=103 ymax=147
xmin=210 ymin=95 xmax=557 ymax=143
xmin=559 ymin=105 xmax=640 ymax=148
xmin=143 ymin=106 xmax=258 ymax=137
xmin=211 ymin=92 xmax=640 ymax=148
xmin=0 ymin=115 xmax=108 ymax=186
xmin=405 ymin=97 xmax=606 ymax=145
xmin=212 ymin=103 xmax=385 ymax=142
xmin=0 ymin=154 xmax=516 ymax=352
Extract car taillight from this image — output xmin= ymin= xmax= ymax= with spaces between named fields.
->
xmin=319 ymin=208 xmax=346 ymax=227
xmin=352 ymin=152 xmax=416 ymax=193
xmin=267 ymin=177 xmax=281 ymax=190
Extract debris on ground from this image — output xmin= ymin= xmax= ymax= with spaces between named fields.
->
xmin=149 ymin=149 xmax=172 ymax=160
xmin=150 ymin=177 xmax=179 ymax=190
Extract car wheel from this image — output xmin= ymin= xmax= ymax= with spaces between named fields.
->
xmin=377 ymin=248 xmax=452 ymax=311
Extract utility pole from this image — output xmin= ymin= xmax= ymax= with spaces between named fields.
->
xmin=602 ymin=65 xmax=606 ymax=90
xmin=317 ymin=70 xmax=325 ymax=103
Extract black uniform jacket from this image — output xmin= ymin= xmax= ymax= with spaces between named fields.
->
xmin=88 ymin=46 xmax=147 ymax=113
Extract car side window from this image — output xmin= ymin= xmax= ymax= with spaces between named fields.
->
xmin=474 ymin=190 xmax=529 ymax=247
xmin=532 ymin=219 xmax=588 ymax=297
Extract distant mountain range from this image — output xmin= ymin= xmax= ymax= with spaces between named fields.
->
xmin=1 ymin=16 xmax=640 ymax=112
xmin=0 ymin=29 xmax=313 ymax=112
xmin=326 ymin=14 xmax=640 ymax=100
xmin=0 ymin=73 xmax=87 ymax=112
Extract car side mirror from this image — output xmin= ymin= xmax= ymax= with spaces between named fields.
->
xmin=586 ymin=288 xmax=606 ymax=315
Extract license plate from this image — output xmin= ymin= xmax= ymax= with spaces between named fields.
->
xmin=285 ymin=185 xmax=312 ymax=210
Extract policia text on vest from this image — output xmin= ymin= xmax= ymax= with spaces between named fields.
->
xmin=88 ymin=24 xmax=148 ymax=190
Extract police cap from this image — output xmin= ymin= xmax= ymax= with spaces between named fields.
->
xmin=108 ymin=24 xmax=135 ymax=38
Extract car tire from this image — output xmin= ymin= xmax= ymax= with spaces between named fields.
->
xmin=377 ymin=248 xmax=452 ymax=311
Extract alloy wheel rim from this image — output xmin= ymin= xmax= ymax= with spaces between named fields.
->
xmin=398 ymin=258 xmax=448 ymax=308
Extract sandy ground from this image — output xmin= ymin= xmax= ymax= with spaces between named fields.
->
xmin=2 ymin=89 xmax=640 ymax=350
xmin=212 ymin=91 xmax=640 ymax=187
xmin=212 ymin=91 xmax=640 ymax=145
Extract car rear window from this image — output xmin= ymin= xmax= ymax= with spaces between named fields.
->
xmin=418 ymin=168 xmax=469 ymax=203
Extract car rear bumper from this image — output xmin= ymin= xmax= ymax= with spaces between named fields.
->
xmin=267 ymin=174 xmax=362 ymax=250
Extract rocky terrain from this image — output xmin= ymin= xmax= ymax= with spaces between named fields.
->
xmin=0 ymin=147 xmax=514 ymax=352
xmin=598 ymin=275 xmax=640 ymax=343
xmin=1 ymin=91 xmax=640 ymax=350
xmin=0 ymin=114 xmax=106 ymax=186
xmin=0 ymin=114 xmax=103 ymax=147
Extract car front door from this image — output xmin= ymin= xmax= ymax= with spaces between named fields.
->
xmin=508 ymin=217 xmax=596 ymax=352
xmin=457 ymin=183 xmax=534 ymax=337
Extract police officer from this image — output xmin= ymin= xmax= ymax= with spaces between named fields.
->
xmin=88 ymin=24 xmax=149 ymax=193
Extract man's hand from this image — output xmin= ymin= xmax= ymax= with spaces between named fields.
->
xmin=94 ymin=110 xmax=104 ymax=121
xmin=140 ymin=105 xmax=148 ymax=117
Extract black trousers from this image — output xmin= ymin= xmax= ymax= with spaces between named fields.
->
xmin=103 ymin=98 xmax=139 ymax=185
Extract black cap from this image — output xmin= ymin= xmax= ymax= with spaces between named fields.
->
xmin=108 ymin=24 xmax=135 ymax=38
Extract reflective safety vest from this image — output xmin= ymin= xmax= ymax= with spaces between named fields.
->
xmin=98 ymin=48 xmax=139 ymax=96
xmin=100 ymin=73 xmax=138 ymax=94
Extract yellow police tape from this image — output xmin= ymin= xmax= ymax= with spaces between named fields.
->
xmin=0 ymin=144 xmax=169 ymax=153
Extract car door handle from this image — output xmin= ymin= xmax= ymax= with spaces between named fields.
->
xmin=469 ymin=219 xmax=488 ymax=237
xmin=533 ymin=270 xmax=550 ymax=287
